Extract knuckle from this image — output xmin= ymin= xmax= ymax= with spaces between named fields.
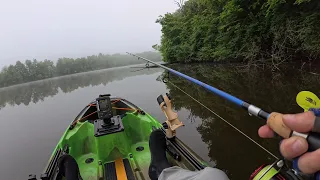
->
xmin=303 ymin=111 xmax=316 ymax=122
xmin=280 ymin=139 xmax=294 ymax=159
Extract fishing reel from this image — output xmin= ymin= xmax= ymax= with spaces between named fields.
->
xmin=250 ymin=160 xmax=307 ymax=180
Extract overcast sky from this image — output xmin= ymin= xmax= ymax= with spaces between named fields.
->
xmin=0 ymin=0 xmax=177 ymax=67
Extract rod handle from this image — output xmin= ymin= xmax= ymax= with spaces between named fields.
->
xmin=267 ymin=112 xmax=320 ymax=151
xmin=267 ymin=112 xmax=291 ymax=138
xmin=307 ymin=132 xmax=320 ymax=151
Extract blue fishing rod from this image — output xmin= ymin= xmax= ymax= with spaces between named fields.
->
xmin=127 ymin=52 xmax=320 ymax=179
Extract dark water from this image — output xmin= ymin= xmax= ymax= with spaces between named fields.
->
xmin=0 ymin=64 xmax=319 ymax=179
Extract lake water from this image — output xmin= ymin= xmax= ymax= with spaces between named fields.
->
xmin=0 ymin=63 xmax=319 ymax=179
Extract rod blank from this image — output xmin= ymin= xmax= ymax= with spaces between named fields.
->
xmin=127 ymin=52 xmax=245 ymax=107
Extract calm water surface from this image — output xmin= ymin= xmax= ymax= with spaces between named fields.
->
xmin=0 ymin=64 xmax=319 ymax=179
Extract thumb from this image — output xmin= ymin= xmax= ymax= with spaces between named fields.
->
xmin=283 ymin=111 xmax=315 ymax=133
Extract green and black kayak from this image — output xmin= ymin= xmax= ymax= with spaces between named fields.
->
xmin=28 ymin=94 xmax=207 ymax=180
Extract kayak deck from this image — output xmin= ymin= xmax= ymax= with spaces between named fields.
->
xmin=63 ymin=104 xmax=160 ymax=180
xmin=37 ymin=97 xmax=207 ymax=180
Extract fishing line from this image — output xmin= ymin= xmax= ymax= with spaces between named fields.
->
xmin=167 ymin=81 xmax=279 ymax=160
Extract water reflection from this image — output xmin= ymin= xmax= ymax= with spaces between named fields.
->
xmin=1 ymin=63 xmax=319 ymax=179
xmin=165 ymin=64 xmax=320 ymax=179
xmin=0 ymin=66 xmax=161 ymax=109
xmin=0 ymin=66 xmax=167 ymax=180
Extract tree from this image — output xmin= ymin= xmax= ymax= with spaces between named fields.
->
xmin=174 ymin=0 xmax=185 ymax=9
xmin=157 ymin=0 xmax=320 ymax=64
xmin=15 ymin=61 xmax=28 ymax=82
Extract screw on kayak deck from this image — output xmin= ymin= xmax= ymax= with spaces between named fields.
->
xmin=85 ymin=158 xmax=94 ymax=164
xmin=136 ymin=146 xmax=144 ymax=151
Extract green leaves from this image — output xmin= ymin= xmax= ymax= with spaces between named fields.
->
xmin=157 ymin=0 xmax=320 ymax=64
xmin=295 ymin=0 xmax=311 ymax=4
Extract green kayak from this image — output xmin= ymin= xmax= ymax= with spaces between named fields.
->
xmin=29 ymin=94 xmax=207 ymax=180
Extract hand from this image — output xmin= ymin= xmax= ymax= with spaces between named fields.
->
xmin=258 ymin=111 xmax=320 ymax=174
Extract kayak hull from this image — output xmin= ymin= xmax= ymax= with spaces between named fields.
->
xmin=42 ymin=97 xmax=207 ymax=180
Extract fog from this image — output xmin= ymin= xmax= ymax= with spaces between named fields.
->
xmin=0 ymin=0 xmax=177 ymax=67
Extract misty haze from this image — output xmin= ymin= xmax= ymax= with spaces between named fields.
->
xmin=0 ymin=0 xmax=177 ymax=67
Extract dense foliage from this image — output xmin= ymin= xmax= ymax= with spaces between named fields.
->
xmin=156 ymin=0 xmax=320 ymax=63
xmin=0 ymin=52 xmax=161 ymax=88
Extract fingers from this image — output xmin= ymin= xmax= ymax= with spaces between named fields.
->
xmin=279 ymin=134 xmax=320 ymax=174
xmin=260 ymin=111 xmax=320 ymax=174
xmin=258 ymin=125 xmax=274 ymax=138
xmin=298 ymin=149 xmax=320 ymax=174
xmin=283 ymin=111 xmax=315 ymax=133
xmin=260 ymin=111 xmax=315 ymax=138
xmin=280 ymin=136 xmax=308 ymax=159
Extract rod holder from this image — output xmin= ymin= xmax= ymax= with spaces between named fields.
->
xmin=158 ymin=94 xmax=184 ymax=138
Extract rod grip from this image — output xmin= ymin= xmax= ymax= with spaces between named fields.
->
xmin=307 ymin=132 xmax=320 ymax=151
xmin=267 ymin=112 xmax=292 ymax=138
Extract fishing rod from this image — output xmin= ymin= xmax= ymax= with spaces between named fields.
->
xmin=127 ymin=52 xmax=320 ymax=178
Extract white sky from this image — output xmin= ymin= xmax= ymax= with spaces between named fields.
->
xmin=0 ymin=0 xmax=177 ymax=67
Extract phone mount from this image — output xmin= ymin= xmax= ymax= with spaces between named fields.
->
xmin=94 ymin=94 xmax=124 ymax=137
xmin=157 ymin=93 xmax=184 ymax=138
xmin=97 ymin=94 xmax=113 ymax=124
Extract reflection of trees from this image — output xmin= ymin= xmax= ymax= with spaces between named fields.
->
xmin=0 ymin=52 xmax=162 ymax=88
xmin=165 ymin=64 xmax=320 ymax=179
xmin=0 ymin=67 xmax=162 ymax=109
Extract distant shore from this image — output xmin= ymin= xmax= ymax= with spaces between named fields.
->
xmin=0 ymin=52 xmax=162 ymax=88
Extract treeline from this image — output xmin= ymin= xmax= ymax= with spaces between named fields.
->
xmin=0 ymin=51 xmax=161 ymax=88
xmin=156 ymin=0 xmax=320 ymax=64
xmin=0 ymin=67 xmax=161 ymax=108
